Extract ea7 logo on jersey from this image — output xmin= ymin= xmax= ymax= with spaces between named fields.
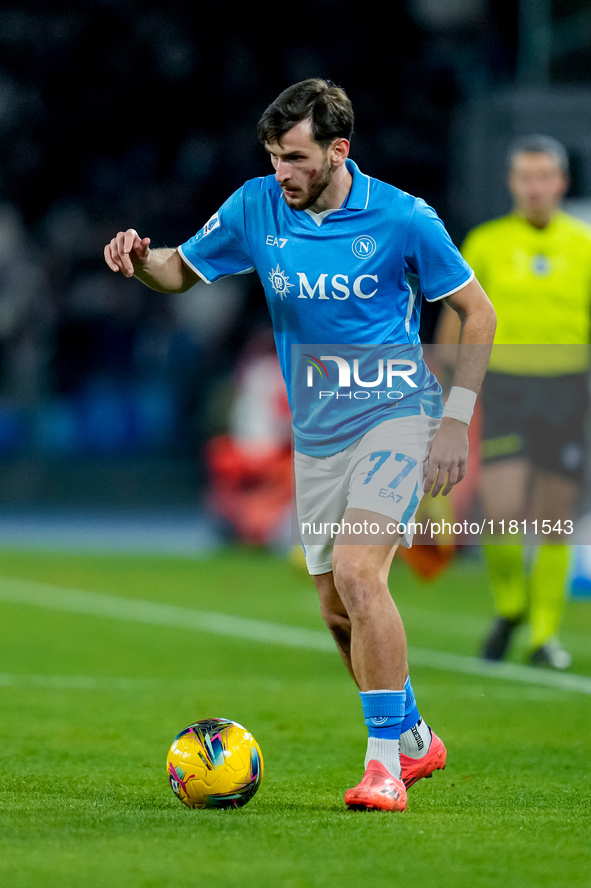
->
xmin=266 ymin=235 xmax=288 ymax=248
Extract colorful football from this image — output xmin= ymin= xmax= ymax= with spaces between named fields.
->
xmin=166 ymin=718 xmax=264 ymax=809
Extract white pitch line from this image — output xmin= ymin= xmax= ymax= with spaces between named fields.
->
xmin=0 ymin=576 xmax=333 ymax=651
xmin=407 ymin=647 xmax=591 ymax=695
xmin=1 ymin=575 xmax=590 ymax=695
xmin=0 ymin=673 xmax=152 ymax=691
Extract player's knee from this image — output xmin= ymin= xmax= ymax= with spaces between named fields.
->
xmin=332 ymin=554 xmax=379 ymax=617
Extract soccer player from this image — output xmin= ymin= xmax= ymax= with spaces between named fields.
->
xmin=440 ymin=134 xmax=591 ymax=669
xmin=104 ymin=79 xmax=496 ymax=811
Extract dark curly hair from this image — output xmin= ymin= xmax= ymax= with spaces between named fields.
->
xmin=257 ymin=78 xmax=354 ymax=148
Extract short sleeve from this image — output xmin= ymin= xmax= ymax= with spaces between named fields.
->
xmin=178 ymin=186 xmax=255 ymax=284
xmin=405 ymin=198 xmax=474 ymax=302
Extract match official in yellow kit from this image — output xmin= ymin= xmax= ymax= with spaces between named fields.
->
xmin=441 ymin=134 xmax=591 ymax=668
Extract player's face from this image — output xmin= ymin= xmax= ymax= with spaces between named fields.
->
xmin=265 ymin=120 xmax=342 ymax=212
xmin=508 ymin=152 xmax=568 ymax=225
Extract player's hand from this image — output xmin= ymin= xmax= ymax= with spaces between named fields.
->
xmin=423 ymin=417 xmax=469 ymax=497
xmin=104 ymin=229 xmax=151 ymax=277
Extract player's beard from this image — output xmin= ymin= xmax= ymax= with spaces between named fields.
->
xmin=281 ymin=157 xmax=334 ymax=211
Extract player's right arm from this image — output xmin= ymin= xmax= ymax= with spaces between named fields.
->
xmin=104 ymin=229 xmax=200 ymax=293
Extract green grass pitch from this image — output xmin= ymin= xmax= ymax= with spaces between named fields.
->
xmin=0 ymin=544 xmax=589 ymax=888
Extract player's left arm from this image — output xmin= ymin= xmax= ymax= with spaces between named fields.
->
xmin=424 ymin=277 xmax=496 ymax=496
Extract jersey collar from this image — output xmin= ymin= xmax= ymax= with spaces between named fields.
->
xmin=302 ymin=158 xmax=370 ymax=224
xmin=511 ymin=210 xmax=561 ymax=233
xmin=343 ymin=159 xmax=370 ymax=210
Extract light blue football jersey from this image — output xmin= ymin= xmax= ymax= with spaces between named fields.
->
xmin=179 ymin=159 xmax=473 ymax=456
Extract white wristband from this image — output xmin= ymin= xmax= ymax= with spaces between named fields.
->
xmin=441 ymin=386 xmax=477 ymax=425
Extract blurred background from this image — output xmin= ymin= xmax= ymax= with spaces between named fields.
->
xmin=1 ymin=0 xmax=591 ymax=549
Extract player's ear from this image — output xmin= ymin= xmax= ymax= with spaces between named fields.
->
xmin=330 ymin=138 xmax=350 ymax=167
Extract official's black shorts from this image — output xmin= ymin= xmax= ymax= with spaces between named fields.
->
xmin=480 ymin=371 xmax=588 ymax=481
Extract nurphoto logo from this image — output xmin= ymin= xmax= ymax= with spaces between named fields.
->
xmin=304 ymin=353 xmax=418 ymax=401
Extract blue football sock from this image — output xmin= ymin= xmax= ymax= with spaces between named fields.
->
xmin=359 ymin=689 xmax=405 ymax=778
xmin=399 ymin=676 xmax=431 ymax=758
xmin=400 ymin=676 xmax=420 ymax=733
xmin=360 ymin=689 xmax=406 ymax=738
